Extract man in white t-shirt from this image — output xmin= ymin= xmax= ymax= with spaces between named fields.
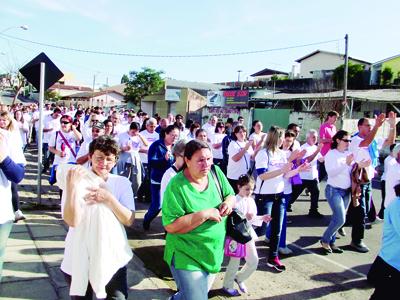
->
xmin=290 ymin=129 xmax=324 ymax=218
xmin=348 ymin=112 xmax=397 ymax=253
xmin=287 ymin=123 xmax=301 ymax=151
xmin=202 ymin=115 xmax=218 ymax=137
xmin=76 ymin=122 xmax=105 ymax=168
xmin=384 ymin=144 xmax=400 ymax=209
xmin=42 ymin=108 xmax=62 ymax=173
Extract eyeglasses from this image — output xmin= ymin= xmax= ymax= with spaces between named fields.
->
xmin=61 ymin=121 xmax=71 ymax=125
xmin=341 ymin=139 xmax=351 ymax=143
xmin=92 ymin=155 xmax=116 ymax=165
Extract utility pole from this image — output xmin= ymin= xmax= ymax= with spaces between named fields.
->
xmin=343 ymin=34 xmax=349 ymax=117
xmin=92 ymin=74 xmax=96 ymax=107
xmin=237 ymin=70 xmax=242 ymax=88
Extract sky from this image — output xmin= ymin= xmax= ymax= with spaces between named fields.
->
xmin=0 ymin=0 xmax=399 ymax=88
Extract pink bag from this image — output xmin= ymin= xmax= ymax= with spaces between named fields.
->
xmin=224 ymin=237 xmax=246 ymax=258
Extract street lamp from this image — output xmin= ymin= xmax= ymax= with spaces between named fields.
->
xmin=237 ymin=70 xmax=242 ymax=83
xmin=0 ymin=25 xmax=29 ymax=34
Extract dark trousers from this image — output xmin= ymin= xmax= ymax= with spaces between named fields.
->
xmin=62 ymin=266 xmax=128 ymax=300
xmin=255 ymin=193 xmax=285 ymax=259
xmin=137 ymin=163 xmax=150 ymax=202
xmin=227 ymin=178 xmax=239 ymax=194
xmin=348 ymin=182 xmax=370 ymax=244
xmin=318 ymin=161 xmax=327 ymax=182
xmin=11 ymin=182 xmax=19 ymax=212
xmin=378 ymin=180 xmax=386 ymax=219
xmin=368 ymin=256 xmax=400 ymax=299
xmin=291 ymin=179 xmax=320 ymax=212
xmin=143 ymin=183 xmax=161 ymax=226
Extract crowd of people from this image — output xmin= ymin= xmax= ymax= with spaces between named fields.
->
xmin=0 ymin=101 xmax=399 ymax=299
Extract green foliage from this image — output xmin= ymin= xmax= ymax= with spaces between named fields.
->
xmin=381 ymin=67 xmax=393 ymax=85
xmin=45 ymin=90 xmax=61 ymax=102
xmin=120 ymin=74 xmax=129 ymax=84
xmin=332 ymin=63 xmax=365 ymax=89
xmin=123 ymin=67 xmax=164 ymax=106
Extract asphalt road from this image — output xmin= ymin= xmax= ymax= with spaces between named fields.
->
xmin=128 ymin=182 xmax=380 ymax=300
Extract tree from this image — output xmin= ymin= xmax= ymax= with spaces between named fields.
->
xmin=45 ymin=90 xmax=61 ymax=102
xmin=123 ymin=67 xmax=164 ymax=106
xmin=381 ymin=67 xmax=393 ymax=86
xmin=120 ymin=74 xmax=129 ymax=84
xmin=332 ymin=63 xmax=365 ymax=89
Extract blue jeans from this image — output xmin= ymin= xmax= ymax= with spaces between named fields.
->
xmin=322 ymin=185 xmax=350 ymax=244
xmin=266 ymin=193 xmax=290 ymax=248
xmin=143 ymin=183 xmax=161 ymax=225
xmin=255 ymin=193 xmax=285 ymax=259
xmin=170 ymin=258 xmax=216 ymax=300
xmin=0 ymin=221 xmax=13 ymax=281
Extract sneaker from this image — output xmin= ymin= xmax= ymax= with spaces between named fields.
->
xmin=320 ymin=240 xmax=332 ymax=253
xmin=279 ymin=246 xmax=293 ymax=255
xmin=308 ymin=211 xmax=324 ymax=219
xmin=222 ymin=287 xmax=240 ymax=296
xmin=371 ymin=217 xmax=383 ymax=224
xmin=338 ymin=228 xmax=346 ymax=237
xmin=234 ymin=279 xmax=248 ymax=294
xmin=365 ymin=222 xmax=372 ymax=230
xmin=14 ymin=210 xmax=26 ymax=223
xmin=330 ymin=243 xmax=344 ymax=254
xmin=267 ymin=257 xmax=286 ymax=272
xmin=350 ymin=241 xmax=370 ymax=253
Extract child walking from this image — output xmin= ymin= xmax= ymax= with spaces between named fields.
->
xmin=223 ymin=174 xmax=271 ymax=296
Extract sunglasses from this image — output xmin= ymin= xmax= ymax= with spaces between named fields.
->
xmin=341 ymin=139 xmax=351 ymax=143
xmin=61 ymin=121 xmax=71 ymax=125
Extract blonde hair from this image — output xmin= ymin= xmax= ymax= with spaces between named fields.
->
xmin=0 ymin=111 xmax=15 ymax=132
xmin=264 ymin=126 xmax=284 ymax=153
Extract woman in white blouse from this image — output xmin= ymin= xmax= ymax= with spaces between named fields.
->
xmin=227 ymin=125 xmax=255 ymax=193
xmin=321 ymin=130 xmax=370 ymax=254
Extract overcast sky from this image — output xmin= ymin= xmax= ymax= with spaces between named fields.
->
xmin=1 ymin=0 xmax=399 ymax=87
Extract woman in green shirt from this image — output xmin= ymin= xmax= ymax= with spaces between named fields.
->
xmin=162 ymin=140 xmax=235 ymax=300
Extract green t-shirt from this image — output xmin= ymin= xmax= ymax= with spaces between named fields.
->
xmin=162 ymin=166 xmax=234 ymax=273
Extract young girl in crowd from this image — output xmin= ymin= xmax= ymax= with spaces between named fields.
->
xmin=223 ymin=175 xmax=271 ymax=296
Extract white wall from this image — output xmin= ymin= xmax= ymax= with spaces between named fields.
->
xmin=92 ymin=92 xmax=124 ymax=107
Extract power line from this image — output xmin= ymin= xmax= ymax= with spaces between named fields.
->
xmin=0 ymin=33 xmax=342 ymax=58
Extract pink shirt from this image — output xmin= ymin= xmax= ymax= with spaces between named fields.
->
xmin=319 ymin=122 xmax=337 ymax=156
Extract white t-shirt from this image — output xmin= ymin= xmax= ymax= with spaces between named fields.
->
xmin=385 ymin=161 xmax=400 ymax=208
xmin=349 ymin=135 xmax=382 ymax=180
xmin=202 ymin=123 xmax=215 ymax=137
xmin=299 ymin=143 xmax=322 ymax=180
xmin=325 ymin=149 xmax=353 ymax=189
xmin=282 ymin=149 xmax=293 ymax=194
xmin=0 ymin=129 xmax=27 ymax=224
xmin=381 ymin=155 xmax=396 ymax=181
xmin=227 ymin=140 xmax=253 ymax=180
xmin=293 ymin=140 xmax=301 ymax=151
xmin=49 ymin=131 xmax=79 ymax=165
xmin=139 ymin=130 xmax=159 ymax=164
xmin=160 ymin=166 xmax=178 ymax=205
xmin=255 ymin=149 xmax=286 ymax=194
xmin=248 ymin=132 xmax=265 ymax=145
xmin=76 ymin=138 xmax=92 ymax=169
xmin=210 ymin=133 xmax=226 ymax=159
xmin=43 ymin=115 xmax=60 ymax=143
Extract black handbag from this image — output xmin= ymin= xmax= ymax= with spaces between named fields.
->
xmin=226 ymin=209 xmax=252 ymax=244
xmin=210 ymin=165 xmax=252 ymax=244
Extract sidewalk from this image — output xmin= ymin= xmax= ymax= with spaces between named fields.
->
xmin=0 ymin=146 xmax=172 ymax=300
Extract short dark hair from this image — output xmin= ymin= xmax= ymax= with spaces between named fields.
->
xmin=215 ymin=121 xmax=225 ymax=133
xmin=195 ymin=128 xmax=207 ymax=138
xmin=129 ymin=122 xmax=141 ymax=131
xmin=238 ymin=116 xmax=244 ymax=121
xmin=287 ymin=123 xmax=299 ymax=131
xmin=184 ymin=140 xmax=210 ymax=160
xmin=53 ymin=108 xmax=62 ymax=114
xmin=331 ymin=130 xmax=349 ymax=149
xmin=89 ymin=136 xmax=120 ymax=159
xmin=160 ymin=124 xmax=180 ymax=139
xmin=357 ymin=118 xmax=368 ymax=127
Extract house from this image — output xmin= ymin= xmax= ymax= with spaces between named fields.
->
xmin=250 ymin=68 xmax=289 ymax=81
xmin=295 ymin=50 xmax=371 ymax=79
xmin=48 ymin=83 xmax=92 ymax=97
xmin=140 ymin=79 xmax=226 ymax=119
xmin=61 ymin=86 xmax=125 ymax=108
xmin=370 ymin=54 xmax=400 ymax=85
